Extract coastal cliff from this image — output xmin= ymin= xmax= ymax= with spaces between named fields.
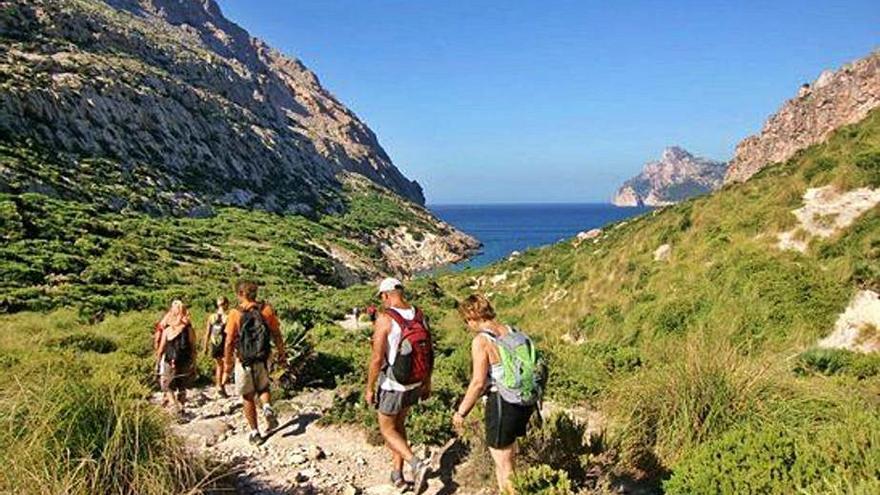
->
xmin=725 ymin=51 xmax=880 ymax=183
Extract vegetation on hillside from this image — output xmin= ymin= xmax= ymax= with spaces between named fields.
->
xmin=310 ymin=109 xmax=880 ymax=492
xmin=1 ymin=110 xmax=878 ymax=492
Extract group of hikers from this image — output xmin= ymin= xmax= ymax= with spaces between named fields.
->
xmin=153 ymin=277 xmax=545 ymax=494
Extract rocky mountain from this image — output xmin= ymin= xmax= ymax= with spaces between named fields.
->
xmin=611 ymin=146 xmax=727 ymax=207
xmin=725 ymin=51 xmax=880 ymax=183
xmin=0 ymin=0 xmax=425 ymax=216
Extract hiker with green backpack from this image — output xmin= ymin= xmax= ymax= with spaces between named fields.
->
xmin=222 ymin=280 xmax=287 ymax=445
xmin=204 ymin=296 xmax=230 ymax=398
xmin=453 ymin=294 xmax=546 ymax=495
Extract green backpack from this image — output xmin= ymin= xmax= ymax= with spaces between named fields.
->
xmin=481 ymin=328 xmax=546 ymax=406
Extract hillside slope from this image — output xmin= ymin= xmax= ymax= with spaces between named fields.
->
xmin=426 ymin=108 xmax=880 ymax=491
xmin=0 ymin=0 xmax=424 ymax=214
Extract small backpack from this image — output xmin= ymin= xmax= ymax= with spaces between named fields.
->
xmin=386 ymin=307 xmax=434 ymax=385
xmin=481 ymin=328 xmax=546 ymax=406
xmin=164 ymin=325 xmax=193 ymax=369
xmin=237 ymin=304 xmax=271 ymax=367
xmin=209 ymin=314 xmax=226 ymax=355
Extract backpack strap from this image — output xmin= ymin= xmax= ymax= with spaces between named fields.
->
xmin=385 ymin=307 xmax=418 ymax=329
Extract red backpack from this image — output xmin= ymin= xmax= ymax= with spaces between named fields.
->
xmin=386 ymin=307 xmax=434 ymax=385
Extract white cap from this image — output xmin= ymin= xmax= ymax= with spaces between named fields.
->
xmin=377 ymin=277 xmax=404 ymax=295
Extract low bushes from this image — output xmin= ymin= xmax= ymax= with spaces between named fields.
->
xmin=795 ymin=347 xmax=880 ymax=379
xmin=665 ymin=408 xmax=880 ymax=494
xmin=511 ymin=464 xmax=572 ymax=494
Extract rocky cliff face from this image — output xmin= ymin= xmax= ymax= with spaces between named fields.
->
xmin=612 ymin=147 xmax=727 ymax=207
xmin=725 ymin=51 xmax=880 ymax=184
xmin=0 ymin=0 xmax=424 ymax=215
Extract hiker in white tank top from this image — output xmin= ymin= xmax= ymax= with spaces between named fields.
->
xmin=365 ymin=277 xmax=433 ymax=493
xmin=381 ymin=306 xmax=423 ymax=392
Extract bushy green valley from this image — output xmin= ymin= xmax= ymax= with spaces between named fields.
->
xmin=1 ymin=0 xmax=878 ymax=492
xmin=3 ymin=108 xmax=877 ymax=494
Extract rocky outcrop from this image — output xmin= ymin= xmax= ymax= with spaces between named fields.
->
xmin=818 ymin=290 xmax=880 ymax=353
xmin=0 ymin=0 xmax=424 ymax=214
xmin=612 ymin=147 xmax=727 ymax=207
xmin=725 ymin=51 xmax=880 ymax=183
xmin=776 ymin=185 xmax=880 ymax=252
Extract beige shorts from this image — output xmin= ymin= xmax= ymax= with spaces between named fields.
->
xmin=234 ymin=361 xmax=270 ymax=397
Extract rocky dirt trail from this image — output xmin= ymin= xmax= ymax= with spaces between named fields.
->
xmin=154 ymin=387 xmax=469 ymax=495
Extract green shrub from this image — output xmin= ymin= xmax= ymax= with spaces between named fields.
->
xmin=520 ymin=413 xmax=594 ymax=484
xmin=795 ymin=347 xmax=880 ymax=379
xmin=665 ymin=409 xmax=880 ymax=494
xmin=511 ymin=464 xmax=572 ymax=494
xmin=48 ymin=333 xmax=118 ymax=354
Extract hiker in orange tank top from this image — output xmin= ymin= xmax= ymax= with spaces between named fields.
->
xmin=221 ymin=280 xmax=286 ymax=446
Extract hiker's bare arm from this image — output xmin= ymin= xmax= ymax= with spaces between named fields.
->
xmin=457 ymin=337 xmax=490 ymax=417
xmin=365 ymin=313 xmax=391 ymax=403
xmin=155 ymin=331 xmax=166 ymax=360
xmin=222 ymin=312 xmax=238 ymax=375
xmin=265 ymin=305 xmax=286 ymax=360
xmin=203 ymin=318 xmax=211 ymax=353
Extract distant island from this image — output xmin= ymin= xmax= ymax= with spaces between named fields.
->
xmin=611 ymin=146 xmax=727 ymax=207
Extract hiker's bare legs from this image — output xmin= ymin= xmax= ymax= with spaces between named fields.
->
xmin=379 ymin=409 xmax=414 ymax=467
xmin=489 ymin=444 xmax=516 ymax=494
xmin=242 ymin=392 xmax=258 ymax=430
xmin=213 ymin=358 xmax=223 ymax=388
xmin=259 ymin=390 xmax=271 ymax=409
xmin=384 ymin=407 xmax=410 ymax=472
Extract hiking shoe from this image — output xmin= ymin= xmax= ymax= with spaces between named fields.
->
xmin=410 ymin=458 xmax=430 ymax=495
xmin=217 ymin=386 xmax=228 ymax=399
xmin=390 ymin=471 xmax=409 ymax=490
xmin=248 ymin=431 xmax=264 ymax=446
xmin=264 ymin=406 xmax=279 ymax=431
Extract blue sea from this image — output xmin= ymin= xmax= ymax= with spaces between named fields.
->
xmin=429 ymin=203 xmax=650 ymax=269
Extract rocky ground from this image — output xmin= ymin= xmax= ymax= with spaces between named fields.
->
xmin=154 ymin=387 xmax=475 ymax=495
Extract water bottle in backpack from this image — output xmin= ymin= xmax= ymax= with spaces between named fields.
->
xmin=386 ymin=307 xmax=434 ymax=385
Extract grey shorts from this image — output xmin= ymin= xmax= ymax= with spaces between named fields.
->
xmin=377 ymin=387 xmax=422 ymax=415
xmin=235 ymin=361 xmax=270 ymax=397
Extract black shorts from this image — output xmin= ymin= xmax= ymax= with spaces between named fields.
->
xmin=210 ymin=346 xmax=225 ymax=360
xmin=484 ymin=391 xmax=534 ymax=449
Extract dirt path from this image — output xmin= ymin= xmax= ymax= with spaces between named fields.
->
xmin=156 ymin=387 xmax=473 ymax=495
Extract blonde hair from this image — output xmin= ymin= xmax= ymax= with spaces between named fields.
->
xmin=457 ymin=294 xmax=496 ymax=322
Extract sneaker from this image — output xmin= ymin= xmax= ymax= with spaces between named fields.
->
xmin=264 ymin=406 xmax=279 ymax=431
xmin=410 ymin=458 xmax=430 ymax=495
xmin=390 ymin=471 xmax=408 ymax=490
xmin=248 ymin=430 xmax=263 ymax=446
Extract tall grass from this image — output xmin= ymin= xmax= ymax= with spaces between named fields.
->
xmin=0 ymin=364 xmax=212 ymax=495
xmin=606 ymin=338 xmax=785 ymax=474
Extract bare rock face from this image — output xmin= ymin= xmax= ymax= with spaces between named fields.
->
xmin=612 ymin=147 xmax=727 ymax=207
xmin=725 ymin=51 xmax=880 ymax=184
xmin=0 ymin=0 xmax=425 ymax=214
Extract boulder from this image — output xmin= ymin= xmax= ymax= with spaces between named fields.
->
xmin=653 ymin=244 xmax=672 ymax=262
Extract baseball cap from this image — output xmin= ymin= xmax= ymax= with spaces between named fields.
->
xmin=376 ymin=277 xmax=404 ymax=295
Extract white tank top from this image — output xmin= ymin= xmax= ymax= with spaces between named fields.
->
xmin=380 ymin=307 xmax=422 ymax=392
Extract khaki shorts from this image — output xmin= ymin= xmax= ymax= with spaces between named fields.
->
xmin=158 ymin=359 xmax=189 ymax=392
xmin=234 ymin=361 xmax=270 ymax=396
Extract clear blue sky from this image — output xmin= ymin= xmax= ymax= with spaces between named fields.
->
xmin=216 ymin=0 xmax=878 ymax=204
